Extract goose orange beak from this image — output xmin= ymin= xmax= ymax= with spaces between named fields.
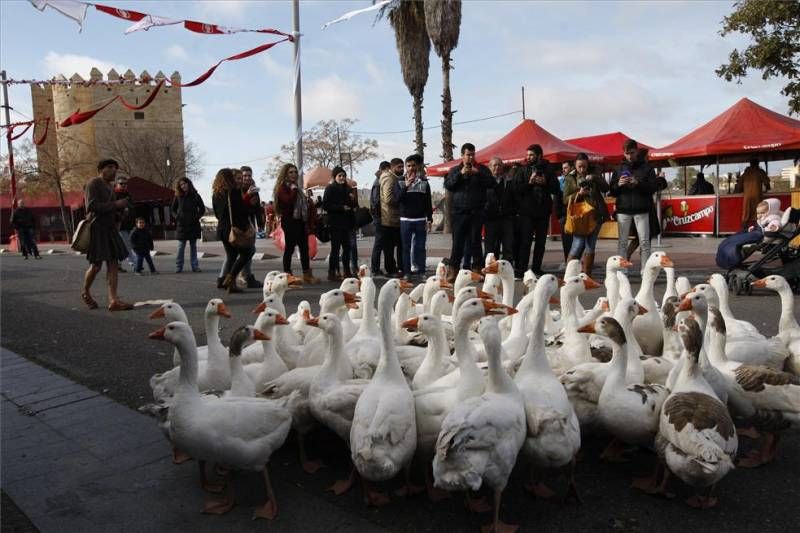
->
xmin=217 ymin=303 xmax=232 ymax=318
xmin=548 ymin=296 xmax=560 ymax=305
xmin=253 ymin=329 xmax=271 ymax=341
xmin=447 ymin=293 xmax=455 ymax=303
xmin=578 ymin=323 xmax=595 ymax=334
xmin=678 ymin=298 xmax=693 ymax=312
xmin=482 ymin=262 xmax=499 ymax=275
xmin=399 ymin=279 xmax=414 ymax=291
xmin=287 ymin=275 xmax=303 ymax=287
xmin=660 ymin=255 xmax=674 ymax=268
xmin=483 ymin=300 xmax=517 ymax=315
xmin=148 ymin=307 xmax=166 ymax=319
xmin=558 ymin=279 xmax=566 ymax=287
xmin=149 ymin=326 xmax=166 ymax=340
xmin=252 ymin=302 xmax=267 ymax=314
xmin=620 ymin=259 xmax=633 ymax=268
xmin=751 ymin=278 xmax=767 ymax=288
xmin=638 ymin=305 xmax=649 ymax=315
xmin=439 ymin=279 xmax=454 ymax=290
xmin=601 ymin=300 xmax=610 ymax=312
xmin=476 ymin=289 xmax=493 ymax=299
xmin=275 ymin=313 xmax=289 ymax=325
xmin=305 ymin=315 xmax=319 ymax=327
xmin=583 ymin=277 xmax=601 ymax=290
xmin=470 ymin=271 xmax=484 ymax=282
xmin=402 ymin=317 xmax=420 ymax=331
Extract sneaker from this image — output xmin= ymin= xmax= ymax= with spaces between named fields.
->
xmin=35 ymin=255 xmax=42 ymax=260
xmin=192 ymin=268 xmax=202 ymax=273
xmin=135 ymin=270 xmax=144 ymax=276
xmin=175 ymin=268 xmax=183 ymax=273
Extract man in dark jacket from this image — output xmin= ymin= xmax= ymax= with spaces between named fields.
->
xmin=484 ymin=157 xmax=515 ymax=262
xmin=444 ymin=143 xmax=495 ymax=283
xmin=114 ymin=177 xmax=137 ymax=270
xmin=609 ymin=139 xmax=658 ymax=271
xmin=10 ymin=199 xmax=40 ymax=259
xmin=513 ymin=144 xmax=559 ymax=278
xmin=398 ymin=153 xmax=433 ymax=280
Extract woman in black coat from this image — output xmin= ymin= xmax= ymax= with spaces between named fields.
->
xmin=212 ymin=168 xmax=255 ymax=293
xmin=172 ymin=177 xmax=205 ymax=273
xmin=322 ymin=166 xmax=357 ymax=281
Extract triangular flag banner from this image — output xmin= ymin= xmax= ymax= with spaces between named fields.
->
xmin=94 ymin=3 xmax=146 ymax=22
xmin=173 ymin=38 xmax=290 ymax=87
xmin=28 ymin=0 xmax=87 ymax=30
xmin=322 ymin=0 xmax=391 ymax=30
xmin=124 ymin=14 xmax=182 ymax=34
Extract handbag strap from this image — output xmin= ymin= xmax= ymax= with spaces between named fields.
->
xmin=227 ymin=191 xmax=235 ymax=228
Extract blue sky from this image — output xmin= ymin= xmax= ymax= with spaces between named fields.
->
xmin=0 ymin=0 xmax=794 ymax=202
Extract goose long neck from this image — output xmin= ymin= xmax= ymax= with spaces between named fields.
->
xmin=605 ymin=275 xmax=620 ymax=312
xmin=205 ymin=312 xmax=221 ymax=346
xmin=427 ymin=321 xmax=448 ymax=364
xmin=635 ymin=268 xmax=658 ymax=307
xmin=358 ymin=281 xmax=378 ymax=335
xmin=487 ymin=334 xmax=515 ymax=394
xmin=377 ymin=290 xmax=405 ymax=383
xmin=518 ymin=289 xmax=551 ymax=376
xmin=706 ymin=328 xmax=728 ymax=366
xmin=561 ymin=287 xmax=578 ymax=327
xmin=605 ymin=340 xmax=629 ymax=389
xmin=777 ymin=285 xmax=800 ymax=333
xmin=229 ymin=355 xmax=246 ymax=384
xmin=260 ymin=323 xmax=280 ymax=361
xmin=500 ymin=274 xmax=514 ymax=307
xmin=320 ymin=322 xmax=345 ymax=378
xmin=714 ymin=283 xmax=734 ymax=317
xmin=176 ymin=336 xmax=200 ymax=395
xmin=454 ymin=311 xmax=479 ymax=366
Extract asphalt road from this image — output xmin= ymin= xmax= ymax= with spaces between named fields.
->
xmin=1 ymin=252 xmax=798 ymax=532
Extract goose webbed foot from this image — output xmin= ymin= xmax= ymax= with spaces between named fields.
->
xmin=172 ymin=446 xmax=191 ymax=465
xmin=464 ymin=492 xmax=492 ymax=513
xmin=524 ymin=481 xmax=555 ymax=499
xmin=198 ymin=461 xmax=226 ymax=493
xmin=599 ymin=438 xmax=629 ymax=463
xmin=327 ymin=467 xmax=356 ymax=495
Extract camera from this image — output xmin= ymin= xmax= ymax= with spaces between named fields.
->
xmin=578 ymin=178 xmax=592 ymax=189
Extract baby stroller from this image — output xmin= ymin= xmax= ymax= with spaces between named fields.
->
xmin=719 ymin=207 xmax=800 ymax=295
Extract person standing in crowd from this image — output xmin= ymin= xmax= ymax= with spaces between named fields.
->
xmin=734 ymin=158 xmax=771 ymax=228
xmin=563 ymin=153 xmax=609 ymax=275
xmin=130 ymin=217 xmax=158 ymax=275
xmin=557 ymin=160 xmax=575 ymax=266
xmin=689 ymin=171 xmax=715 ymax=195
xmin=273 ymin=163 xmax=318 ymax=283
xmin=237 ymin=166 xmax=264 ymax=288
xmin=212 ymin=168 xmax=255 ymax=294
xmin=379 ymin=158 xmax=404 ymax=277
xmin=80 ymin=159 xmax=134 ymax=311
xmin=444 ymin=143 xmax=494 ymax=283
xmin=398 ymin=153 xmax=433 ymax=280
xmin=345 ymin=177 xmax=360 ymax=276
xmin=10 ymin=199 xmax=41 ymax=260
xmin=610 ymin=139 xmax=658 ymax=272
xmin=171 ymin=177 xmax=205 ymax=273
xmin=484 ymin=157 xmax=515 ymax=262
xmin=113 ymin=177 xmax=136 ymax=271
xmin=513 ymin=144 xmax=559 ymax=278
xmin=265 ymin=200 xmax=276 ymax=233
xmin=323 ymin=166 xmax=357 ymax=281
xmin=625 ymin=151 xmax=667 ymax=260
xmin=370 ymin=161 xmax=391 ymax=276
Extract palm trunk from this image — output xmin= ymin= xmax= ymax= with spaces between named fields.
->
xmin=441 ymin=52 xmax=454 ymax=235
xmin=413 ymin=93 xmax=425 ymax=160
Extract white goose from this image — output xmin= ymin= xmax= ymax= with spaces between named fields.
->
xmin=548 ymin=275 xmax=602 ymax=374
xmin=225 ymin=326 xmax=264 ymax=398
xmin=662 ymin=266 xmax=678 ymax=312
xmin=243 ymin=308 xmax=290 ymax=392
xmin=253 ymin=295 xmax=303 ymax=370
xmin=305 ymin=312 xmax=369 ymax=493
xmin=433 ymin=318 xmax=526 ymax=533
xmin=657 ymin=318 xmax=737 ymax=509
xmin=407 ymin=313 xmax=453 ymax=390
xmin=149 ymin=299 xmax=232 ymax=402
xmin=263 ymin=273 xmax=303 ymax=345
xmin=708 ymin=273 xmax=764 ymax=340
xmin=632 ymin=252 xmax=674 ymax=356
xmin=659 ymin=297 xmax=683 ymax=362
xmin=582 ymin=316 xmax=668 ymax=460
xmin=752 ymin=275 xmax=800 ymax=374
xmin=288 ymin=300 xmax=313 ymax=342
xmin=151 ymin=322 xmax=293 ymax=519
xmin=604 ymin=256 xmax=633 ymax=314
xmin=351 ymin=279 xmax=418 ymax=504
xmin=148 ymin=302 xmax=191 ymax=367
xmin=515 ymin=274 xmax=581 ymax=500
xmin=501 ymin=290 xmax=537 ymax=363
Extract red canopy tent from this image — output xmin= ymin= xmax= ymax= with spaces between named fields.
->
xmin=649 ymin=98 xmax=800 ymax=165
xmin=565 ymin=132 xmax=653 ymax=165
xmin=427 ymin=119 xmax=602 ymax=176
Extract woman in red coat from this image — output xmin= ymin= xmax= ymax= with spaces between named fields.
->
xmin=273 ymin=163 xmax=318 ymax=284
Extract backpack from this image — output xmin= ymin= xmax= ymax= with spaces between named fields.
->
xmin=369 ymin=176 xmax=381 ymax=221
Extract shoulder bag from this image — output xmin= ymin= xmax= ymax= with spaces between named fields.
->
xmin=564 ymin=195 xmax=597 ymax=236
xmin=70 ymin=216 xmax=93 ymax=253
xmin=227 ymin=193 xmax=255 ymax=248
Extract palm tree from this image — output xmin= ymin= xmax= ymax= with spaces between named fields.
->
xmin=424 ymin=0 xmax=461 ymax=162
xmin=379 ymin=1 xmax=431 ymax=159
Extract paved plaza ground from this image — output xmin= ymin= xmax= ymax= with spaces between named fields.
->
xmin=1 ymin=234 xmax=797 ymax=532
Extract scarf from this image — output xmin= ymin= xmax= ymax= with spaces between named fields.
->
xmin=293 ymin=188 xmax=309 ymax=222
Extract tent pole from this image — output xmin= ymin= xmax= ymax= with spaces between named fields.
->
xmin=521 ymin=86 xmax=526 ymax=119
xmin=715 ymin=155 xmax=720 ymax=237
xmin=1 ymin=70 xmax=17 ymax=211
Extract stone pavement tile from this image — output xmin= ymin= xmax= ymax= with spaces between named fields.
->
xmin=2 ymin=372 xmax=78 ymax=401
xmin=16 ymin=389 xmax=103 ymax=414
xmin=10 ymin=381 xmax=86 ymax=404
xmin=34 ymin=396 xmax=118 ymax=429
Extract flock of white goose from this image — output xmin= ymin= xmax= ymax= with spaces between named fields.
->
xmin=145 ymin=253 xmax=800 ymax=532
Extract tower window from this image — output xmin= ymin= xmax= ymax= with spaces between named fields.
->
xmin=134 ymin=112 xmax=145 ymax=120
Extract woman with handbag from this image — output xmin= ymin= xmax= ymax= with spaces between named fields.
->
xmin=212 ymin=168 xmax=255 ymax=293
xmin=273 ymin=163 xmax=318 ymax=284
xmin=172 ymin=177 xmax=205 ymax=273
xmin=563 ymin=153 xmax=609 ymax=275
xmin=322 ymin=166 xmax=357 ymax=281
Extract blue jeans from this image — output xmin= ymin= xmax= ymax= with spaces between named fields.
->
xmin=118 ymin=230 xmax=137 ymax=265
xmin=176 ymin=239 xmax=198 ymax=271
xmin=400 ymin=219 xmax=427 ymax=275
xmin=348 ymin=230 xmax=358 ymax=272
xmin=136 ymin=251 xmax=156 ymax=273
xmin=568 ymin=221 xmax=602 ymax=257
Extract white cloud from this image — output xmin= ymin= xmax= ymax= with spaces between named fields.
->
xmin=165 ymin=44 xmax=189 ymax=61
xmin=196 ymin=0 xmax=250 ymax=21
xmin=41 ymin=52 xmax=128 ymax=80
xmin=261 ymin=54 xmax=291 ymax=79
xmin=183 ymin=103 xmax=210 ymax=131
xmin=364 ymin=57 xmax=385 ymax=86
xmin=301 ymin=74 xmax=362 ymax=121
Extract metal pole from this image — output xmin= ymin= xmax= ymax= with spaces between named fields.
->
xmin=292 ymin=0 xmax=304 ymax=186
xmin=521 ymin=86 xmax=526 ymax=119
xmin=1 ymin=70 xmax=17 ymax=210
xmin=336 ymin=126 xmax=343 ymax=166
xmin=715 ymin=156 xmax=720 ymax=237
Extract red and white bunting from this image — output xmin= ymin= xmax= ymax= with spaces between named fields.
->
xmin=93 ymin=3 xmax=145 ymax=22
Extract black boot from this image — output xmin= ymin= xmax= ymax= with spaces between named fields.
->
xmin=216 ymin=277 xmax=226 ymax=289
xmin=245 ymin=274 xmax=263 ymax=289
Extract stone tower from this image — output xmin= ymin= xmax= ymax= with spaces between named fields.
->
xmin=30 ymin=68 xmax=185 ymax=191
